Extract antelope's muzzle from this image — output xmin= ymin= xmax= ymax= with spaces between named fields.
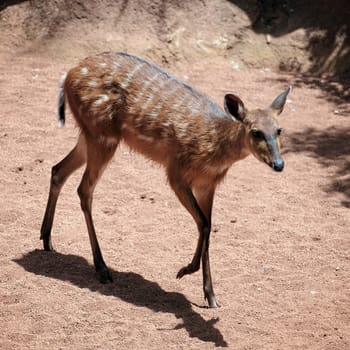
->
xmin=272 ymin=158 xmax=284 ymax=172
xmin=266 ymin=136 xmax=284 ymax=172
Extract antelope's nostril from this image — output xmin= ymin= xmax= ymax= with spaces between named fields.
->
xmin=272 ymin=159 xmax=284 ymax=172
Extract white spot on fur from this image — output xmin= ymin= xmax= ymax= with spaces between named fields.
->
xmin=210 ymin=128 xmax=217 ymax=137
xmin=88 ymin=80 xmax=97 ymax=87
xmin=94 ymin=94 xmax=109 ymax=105
xmin=81 ymin=67 xmax=88 ymax=75
xmin=100 ymin=62 xmax=107 ymax=68
xmin=104 ymin=75 xmax=113 ymax=85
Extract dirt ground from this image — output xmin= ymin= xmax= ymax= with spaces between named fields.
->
xmin=1 ymin=1 xmax=350 ymax=350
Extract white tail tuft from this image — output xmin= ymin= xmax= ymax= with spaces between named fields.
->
xmin=57 ymin=72 xmax=67 ymax=127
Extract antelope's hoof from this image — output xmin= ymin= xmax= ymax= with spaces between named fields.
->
xmin=176 ymin=264 xmax=197 ymax=279
xmin=42 ymin=237 xmax=54 ymax=252
xmin=97 ymin=268 xmax=113 ymax=284
xmin=176 ymin=267 xmax=186 ymax=279
xmin=205 ymin=294 xmax=221 ymax=308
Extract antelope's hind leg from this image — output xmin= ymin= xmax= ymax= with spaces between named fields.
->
xmin=40 ymin=134 xmax=87 ymax=251
xmin=77 ymin=138 xmax=119 ymax=283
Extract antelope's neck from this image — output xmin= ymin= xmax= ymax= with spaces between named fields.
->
xmin=215 ymin=118 xmax=250 ymax=164
xmin=234 ymin=122 xmax=250 ymax=160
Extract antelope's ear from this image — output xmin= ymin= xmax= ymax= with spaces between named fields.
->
xmin=270 ymin=85 xmax=292 ymax=115
xmin=224 ymin=94 xmax=245 ymax=122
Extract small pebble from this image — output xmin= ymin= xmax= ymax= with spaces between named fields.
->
xmin=266 ymin=34 xmax=271 ymax=44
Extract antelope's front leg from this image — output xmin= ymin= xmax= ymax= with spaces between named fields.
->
xmin=167 ymin=180 xmax=206 ymax=279
xmin=169 ymin=174 xmax=220 ymax=307
xmin=177 ymin=221 xmax=220 ymax=308
xmin=202 ymin=238 xmax=220 ymax=308
xmin=195 ymin=186 xmax=220 ymax=308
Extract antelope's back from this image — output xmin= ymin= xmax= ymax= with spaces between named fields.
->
xmin=64 ymin=52 xmax=227 ymax=163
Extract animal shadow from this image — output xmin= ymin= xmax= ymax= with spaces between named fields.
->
xmin=14 ymin=250 xmax=228 ymax=347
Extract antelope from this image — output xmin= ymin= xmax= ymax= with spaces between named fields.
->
xmin=41 ymin=52 xmax=291 ymax=308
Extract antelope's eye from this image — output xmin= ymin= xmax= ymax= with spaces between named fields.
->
xmin=277 ymin=128 xmax=282 ymax=136
xmin=251 ymin=129 xmax=264 ymax=139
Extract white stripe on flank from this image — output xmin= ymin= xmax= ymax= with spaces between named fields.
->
xmin=120 ymin=63 xmax=144 ymax=88
xmin=141 ymin=77 xmax=170 ymax=111
xmin=133 ymin=72 xmax=161 ymax=104
xmin=172 ymin=93 xmax=190 ymax=111
xmin=112 ymin=61 xmax=121 ymax=70
xmin=148 ymin=85 xmax=179 ymax=118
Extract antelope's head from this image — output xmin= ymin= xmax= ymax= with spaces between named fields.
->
xmin=224 ymin=86 xmax=292 ymax=172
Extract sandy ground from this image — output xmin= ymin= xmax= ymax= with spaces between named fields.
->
xmin=0 ymin=49 xmax=349 ymax=349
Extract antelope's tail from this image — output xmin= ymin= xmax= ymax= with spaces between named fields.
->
xmin=57 ymin=72 xmax=67 ymax=128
